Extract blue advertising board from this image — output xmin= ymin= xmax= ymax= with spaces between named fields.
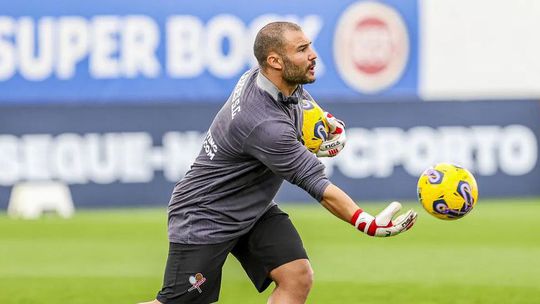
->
xmin=0 ymin=100 xmax=538 ymax=208
xmin=0 ymin=0 xmax=418 ymax=103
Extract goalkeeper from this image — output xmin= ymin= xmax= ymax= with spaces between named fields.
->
xmin=141 ymin=21 xmax=417 ymax=304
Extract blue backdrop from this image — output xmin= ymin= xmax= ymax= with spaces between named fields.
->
xmin=0 ymin=0 xmax=418 ymax=103
xmin=1 ymin=100 xmax=538 ymax=208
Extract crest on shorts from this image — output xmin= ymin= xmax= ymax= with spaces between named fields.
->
xmin=187 ymin=273 xmax=206 ymax=293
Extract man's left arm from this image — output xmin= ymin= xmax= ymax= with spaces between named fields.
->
xmin=243 ymin=119 xmax=330 ymax=201
xmin=244 ymin=120 xmax=417 ymax=237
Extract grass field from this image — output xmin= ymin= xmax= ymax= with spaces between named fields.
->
xmin=1 ymin=198 xmax=540 ymax=303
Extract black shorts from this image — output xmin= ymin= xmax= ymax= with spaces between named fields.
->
xmin=156 ymin=205 xmax=308 ymax=304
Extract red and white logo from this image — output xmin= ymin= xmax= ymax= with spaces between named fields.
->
xmin=188 ymin=273 xmax=206 ymax=293
xmin=334 ymin=1 xmax=409 ymax=94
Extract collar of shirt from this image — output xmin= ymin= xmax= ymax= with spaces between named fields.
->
xmin=256 ymin=70 xmax=302 ymax=105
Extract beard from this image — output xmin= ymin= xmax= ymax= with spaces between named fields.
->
xmin=282 ymin=56 xmax=316 ymax=85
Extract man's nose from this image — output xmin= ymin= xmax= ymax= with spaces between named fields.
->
xmin=309 ymin=51 xmax=318 ymax=61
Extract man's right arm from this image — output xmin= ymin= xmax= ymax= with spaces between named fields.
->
xmin=321 ymin=183 xmax=418 ymax=237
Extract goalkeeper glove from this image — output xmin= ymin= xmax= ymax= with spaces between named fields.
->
xmin=350 ymin=202 xmax=418 ymax=237
xmin=316 ymin=112 xmax=347 ymax=157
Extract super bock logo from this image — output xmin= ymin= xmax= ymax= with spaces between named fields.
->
xmin=333 ymin=1 xmax=409 ymax=94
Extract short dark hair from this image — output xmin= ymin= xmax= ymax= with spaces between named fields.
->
xmin=253 ymin=21 xmax=302 ymax=68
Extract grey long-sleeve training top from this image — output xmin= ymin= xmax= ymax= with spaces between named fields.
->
xmin=168 ymin=68 xmax=330 ymax=244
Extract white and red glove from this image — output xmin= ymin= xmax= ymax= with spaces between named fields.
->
xmin=350 ymin=202 xmax=418 ymax=237
xmin=316 ymin=112 xmax=347 ymax=158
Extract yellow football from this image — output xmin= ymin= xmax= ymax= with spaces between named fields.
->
xmin=417 ymin=163 xmax=479 ymax=220
xmin=301 ymin=99 xmax=329 ymax=153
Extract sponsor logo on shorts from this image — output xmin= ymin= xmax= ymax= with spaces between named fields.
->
xmin=187 ymin=273 xmax=206 ymax=293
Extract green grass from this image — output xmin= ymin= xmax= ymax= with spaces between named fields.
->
xmin=1 ymin=198 xmax=540 ymax=303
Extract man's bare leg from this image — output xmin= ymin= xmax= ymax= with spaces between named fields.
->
xmin=267 ymin=259 xmax=313 ymax=304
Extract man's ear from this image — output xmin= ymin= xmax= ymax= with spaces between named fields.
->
xmin=267 ymin=52 xmax=283 ymax=70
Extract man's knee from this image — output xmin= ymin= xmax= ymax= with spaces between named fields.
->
xmin=293 ymin=263 xmax=314 ymax=292
xmin=271 ymin=259 xmax=314 ymax=292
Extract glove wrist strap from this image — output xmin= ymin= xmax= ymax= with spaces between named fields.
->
xmin=350 ymin=209 xmax=363 ymax=227
xmin=350 ymin=209 xmax=375 ymax=232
